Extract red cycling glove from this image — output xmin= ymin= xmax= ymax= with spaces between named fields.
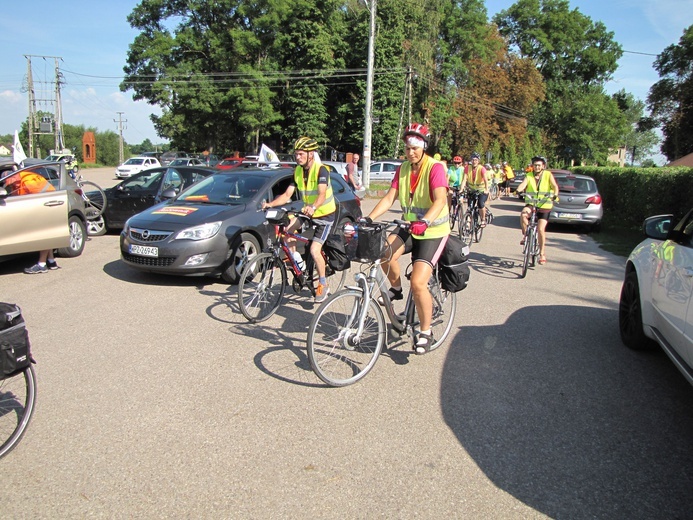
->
xmin=410 ymin=221 xmax=428 ymax=236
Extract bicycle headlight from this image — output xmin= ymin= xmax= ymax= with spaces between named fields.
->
xmin=174 ymin=221 xmax=222 ymax=241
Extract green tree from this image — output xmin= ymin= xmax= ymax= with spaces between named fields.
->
xmin=494 ymin=0 xmax=624 ymax=164
xmin=612 ymin=90 xmax=659 ymax=165
xmin=647 ymin=24 xmax=693 ymax=161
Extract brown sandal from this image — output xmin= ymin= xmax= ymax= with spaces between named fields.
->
xmin=538 ymin=255 xmax=547 ymax=265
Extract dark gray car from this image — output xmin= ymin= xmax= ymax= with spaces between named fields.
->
xmin=120 ymin=167 xmax=362 ymax=283
xmin=549 ymin=170 xmax=603 ymax=231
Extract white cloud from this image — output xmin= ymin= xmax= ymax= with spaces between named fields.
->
xmin=0 ymin=90 xmax=22 ymax=104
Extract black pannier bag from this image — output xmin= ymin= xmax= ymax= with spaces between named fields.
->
xmin=0 ymin=303 xmax=34 ymax=378
xmin=438 ymin=235 xmax=470 ymax=292
xmin=323 ymin=233 xmax=351 ymax=272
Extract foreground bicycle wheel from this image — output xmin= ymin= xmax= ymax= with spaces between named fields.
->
xmin=307 ymin=291 xmax=386 ymax=386
xmin=521 ymin=229 xmax=532 ymax=278
xmin=461 ymin=213 xmax=473 ymax=244
xmin=79 ymin=180 xmax=107 ymax=219
xmin=474 ymin=213 xmax=484 ymax=243
xmin=238 ymin=253 xmax=287 ymax=322
xmin=0 ymin=366 xmax=37 ymax=459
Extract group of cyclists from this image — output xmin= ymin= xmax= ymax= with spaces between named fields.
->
xmin=271 ymin=123 xmax=558 ymax=354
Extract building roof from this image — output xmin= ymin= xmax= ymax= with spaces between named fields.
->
xmin=667 ymin=152 xmax=693 ymax=167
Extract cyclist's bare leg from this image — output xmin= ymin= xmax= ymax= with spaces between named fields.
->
xmin=381 ymin=235 xmax=406 ymax=288
xmin=310 ymin=240 xmax=327 ymax=279
xmin=285 ymin=217 xmax=301 ymax=252
xmin=411 ymin=260 xmax=434 ymax=331
xmin=537 ymin=219 xmax=548 ymax=257
xmin=520 ymin=207 xmax=531 ymax=235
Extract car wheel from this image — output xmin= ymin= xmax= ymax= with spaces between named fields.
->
xmin=87 ymin=215 xmax=108 ymax=236
xmin=221 ymin=232 xmax=261 ymax=284
xmin=618 ymin=270 xmax=653 ymax=350
xmin=57 ymin=216 xmax=87 ymax=258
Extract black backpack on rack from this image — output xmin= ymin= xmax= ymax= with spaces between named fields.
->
xmin=0 ymin=303 xmax=35 ymax=379
xmin=438 ymin=235 xmax=470 ymax=292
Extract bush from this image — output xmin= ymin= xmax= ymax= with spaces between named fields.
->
xmin=571 ymin=166 xmax=693 ymax=228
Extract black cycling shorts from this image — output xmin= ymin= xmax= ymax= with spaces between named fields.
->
xmin=391 ymin=228 xmax=449 ymax=268
xmin=523 ymin=205 xmax=550 ymax=221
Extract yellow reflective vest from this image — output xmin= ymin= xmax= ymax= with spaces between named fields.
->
xmin=525 ymin=171 xmax=555 ymax=210
xmin=294 ymin=162 xmax=336 ymax=217
xmin=398 ymin=156 xmax=450 ymax=239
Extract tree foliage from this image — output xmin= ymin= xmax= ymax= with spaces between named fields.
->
xmin=647 ymin=24 xmax=693 ymax=161
xmin=117 ymin=0 xmax=635 ymax=169
xmin=612 ymin=90 xmax=659 ymax=165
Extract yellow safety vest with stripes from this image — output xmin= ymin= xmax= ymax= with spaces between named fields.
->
xmin=398 ymin=156 xmax=450 ymax=239
xmin=294 ymin=162 xmax=336 ymax=217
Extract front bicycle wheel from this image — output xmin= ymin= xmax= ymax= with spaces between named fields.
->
xmin=307 ymin=290 xmax=386 ymax=386
xmin=490 ymin=184 xmax=498 ymax=200
xmin=521 ymin=229 xmax=532 ymax=278
xmin=461 ymin=212 xmax=473 ymax=245
xmin=238 ymin=253 xmax=287 ymax=323
xmin=474 ymin=212 xmax=484 ymax=243
xmin=0 ymin=365 xmax=37 ymax=459
xmin=79 ymin=180 xmax=107 ymax=219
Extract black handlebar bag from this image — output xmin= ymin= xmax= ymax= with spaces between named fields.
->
xmin=0 ymin=303 xmax=34 ymax=379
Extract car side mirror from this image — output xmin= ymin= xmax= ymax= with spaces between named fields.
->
xmin=161 ymin=188 xmax=177 ymax=199
xmin=643 ymin=214 xmax=673 ymax=240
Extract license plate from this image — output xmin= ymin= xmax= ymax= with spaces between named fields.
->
xmin=558 ymin=212 xmax=582 ymax=219
xmin=129 ymin=244 xmax=159 ymax=257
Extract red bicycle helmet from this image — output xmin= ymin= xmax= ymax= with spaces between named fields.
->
xmin=402 ymin=123 xmax=430 ymax=146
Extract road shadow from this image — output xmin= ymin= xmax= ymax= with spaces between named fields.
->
xmin=467 ymin=251 xmax=520 ymax=279
xmin=102 ymin=259 xmax=219 ymax=287
xmin=441 ymin=304 xmax=693 ymax=519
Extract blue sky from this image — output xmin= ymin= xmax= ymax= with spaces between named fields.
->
xmin=1 ymin=0 xmax=691 ymax=160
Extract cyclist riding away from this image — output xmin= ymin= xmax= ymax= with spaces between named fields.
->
xmin=447 ymin=155 xmax=464 ymax=208
xmin=362 ymin=122 xmax=450 ymax=354
xmin=262 ymin=136 xmax=336 ymax=302
xmin=502 ymin=161 xmax=515 ymax=196
xmin=460 ymin=152 xmax=489 ymax=227
xmin=516 ymin=156 xmax=559 ymax=265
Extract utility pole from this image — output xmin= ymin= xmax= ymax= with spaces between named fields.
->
xmin=115 ymin=112 xmax=127 ymax=164
xmin=24 ymin=55 xmax=63 ymax=158
xmin=362 ymin=0 xmax=377 ymax=189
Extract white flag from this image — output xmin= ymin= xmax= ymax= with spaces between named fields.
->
xmin=259 ymin=143 xmax=279 ymax=163
xmin=13 ymin=130 xmax=27 ymax=165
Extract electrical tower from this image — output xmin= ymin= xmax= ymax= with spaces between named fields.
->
xmin=23 ymin=55 xmax=64 ymax=158
xmin=115 ymin=112 xmax=127 ymax=165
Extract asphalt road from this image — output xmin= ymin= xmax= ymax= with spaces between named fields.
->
xmin=1 ymin=168 xmax=692 ymax=518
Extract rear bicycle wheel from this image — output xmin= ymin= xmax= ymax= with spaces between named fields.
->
xmin=238 ymin=253 xmax=287 ymax=323
xmin=79 ymin=180 xmax=107 ymax=219
xmin=306 ymin=253 xmax=348 ymax=295
xmin=410 ymin=275 xmax=457 ymax=351
xmin=0 ymin=365 xmax=37 ymax=459
xmin=307 ymin=290 xmax=386 ymax=386
xmin=461 ymin=212 xmax=473 ymax=245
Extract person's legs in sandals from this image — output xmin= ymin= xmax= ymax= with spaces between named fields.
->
xmin=378 ymin=233 xmax=406 ymax=305
xmin=411 ymin=259 xmax=434 ymax=354
xmin=537 ymin=217 xmax=549 ymax=264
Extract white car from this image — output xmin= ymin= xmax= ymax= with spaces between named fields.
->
xmin=366 ymin=159 xmax=402 ymax=184
xmin=115 ymin=156 xmax=161 ymax=179
xmin=619 ymin=209 xmax=693 ymax=385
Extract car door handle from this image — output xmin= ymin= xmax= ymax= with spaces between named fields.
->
xmin=44 ymin=200 xmax=65 ymax=207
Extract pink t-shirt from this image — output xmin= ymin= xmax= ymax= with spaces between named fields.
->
xmin=391 ymin=161 xmax=448 ymax=200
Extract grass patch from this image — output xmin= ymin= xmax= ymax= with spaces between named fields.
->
xmin=591 ymin=223 xmax=644 ymax=258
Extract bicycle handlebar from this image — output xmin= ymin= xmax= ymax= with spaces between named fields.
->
xmin=519 ymin=191 xmax=558 ymax=204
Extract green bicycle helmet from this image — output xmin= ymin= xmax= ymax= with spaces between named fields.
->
xmin=293 ymin=136 xmax=319 ymax=152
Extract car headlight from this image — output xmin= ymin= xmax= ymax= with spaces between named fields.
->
xmin=174 ymin=221 xmax=222 ymax=241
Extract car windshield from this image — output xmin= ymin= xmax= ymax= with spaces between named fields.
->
xmin=178 ymin=173 xmax=266 ymax=204
xmin=556 ymin=176 xmax=596 ymax=194
xmin=125 ymin=158 xmax=145 ymax=165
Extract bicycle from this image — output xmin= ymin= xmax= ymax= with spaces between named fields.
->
xmin=519 ymin=192 xmax=555 ymax=278
xmin=0 ymin=303 xmax=37 ymax=459
xmin=448 ymin=186 xmax=463 ymax=235
xmin=460 ymin=189 xmax=485 ymax=245
xmin=489 ymin=178 xmax=499 ymax=201
xmin=237 ymin=208 xmax=349 ymax=323
xmin=74 ymin=174 xmax=107 ymax=221
xmin=306 ymin=220 xmax=457 ymax=386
